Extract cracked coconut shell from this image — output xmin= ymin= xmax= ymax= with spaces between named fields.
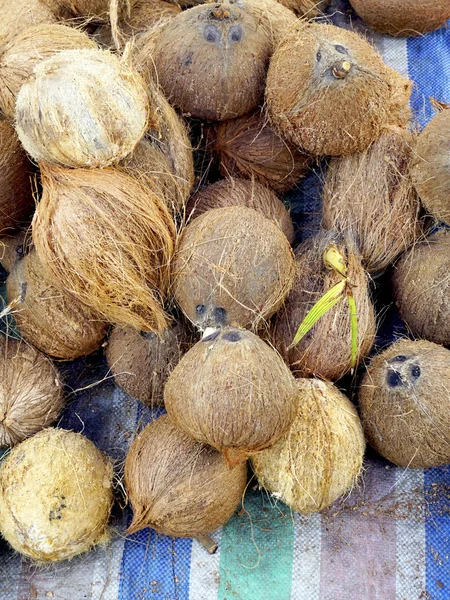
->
xmin=15 ymin=49 xmax=150 ymax=168
xmin=0 ymin=338 xmax=63 ymax=448
xmin=125 ymin=414 xmax=247 ymax=537
xmin=272 ymin=231 xmax=376 ymax=380
xmin=323 ymin=127 xmax=423 ymax=273
xmin=164 ymin=326 xmax=298 ymax=466
xmin=172 ymin=206 xmax=295 ymax=330
xmin=0 ymin=428 xmax=114 ymax=562
xmin=0 ymin=0 xmax=56 ymax=48
xmin=154 ymin=3 xmax=272 ymax=121
xmin=252 ymin=378 xmax=365 ymax=513
xmin=266 ymin=22 xmax=411 ymax=156
xmin=359 ymin=339 xmax=450 ymax=468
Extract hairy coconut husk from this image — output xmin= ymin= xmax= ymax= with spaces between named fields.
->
xmin=165 ymin=326 xmax=298 ymax=465
xmin=359 ymin=339 xmax=450 ymax=468
xmin=32 ymin=163 xmax=176 ymax=333
xmin=154 ymin=3 xmax=271 ymax=121
xmin=0 ymin=428 xmax=114 ymax=562
xmin=206 ymin=110 xmax=312 ymax=194
xmin=7 ymin=249 xmax=107 ymax=360
xmin=349 ymin=0 xmax=450 ymax=37
xmin=186 ymin=178 xmax=294 ymax=243
xmin=0 ymin=24 xmax=97 ymax=122
xmin=106 ymin=321 xmax=193 ymax=406
xmin=0 ymin=338 xmax=63 ymax=448
xmin=40 ymin=0 xmax=111 ymax=19
xmin=278 ymin=0 xmax=329 ymax=17
xmin=0 ymin=231 xmax=28 ymax=273
xmin=322 ymin=127 xmax=422 ymax=273
xmin=392 ymin=230 xmax=450 ymax=346
xmin=272 ymin=231 xmax=376 ymax=380
xmin=252 ymin=378 xmax=365 ymax=513
xmin=266 ymin=22 xmax=411 ymax=156
xmin=0 ymin=0 xmax=56 ymax=48
xmin=411 ymin=108 xmax=450 ymax=225
xmin=172 ymin=206 xmax=295 ymax=330
xmin=15 ymin=49 xmax=150 ymax=168
xmin=0 ymin=122 xmax=35 ymax=236
xmin=125 ymin=414 xmax=247 ymax=536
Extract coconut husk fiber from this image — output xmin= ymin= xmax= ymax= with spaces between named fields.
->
xmin=186 ymin=178 xmax=295 ymax=243
xmin=0 ymin=230 xmax=28 ymax=273
xmin=164 ymin=326 xmax=297 ymax=466
xmin=252 ymin=378 xmax=365 ymax=513
xmin=359 ymin=339 xmax=450 ymax=468
xmin=266 ymin=22 xmax=412 ymax=156
xmin=0 ymin=337 xmax=64 ymax=448
xmin=271 ymin=230 xmax=376 ymax=380
xmin=392 ymin=230 xmax=450 ymax=346
xmin=0 ymin=122 xmax=35 ymax=236
xmin=349 ymin=0 xmax=450 ymax=37
xmin=32 ymin=163 xmax=176 ymax=333
xmin=322 ymin=127 xmax=423 ymax=274
xmin=206 ymin=110 xmax=312 ymax=194
xmin=125 ymin=414 xmax=248 ymax=537
xmin=0 ymin=428 xmax=114 ymax=562
xmin=278 ymin=0 xmax=330 ymax=17
xmin=0 ymin=24 xmax=97 ymax=122
xmin=0 ymin=0 xmax=56 ymax=48
xmin=15 ymin=48 xmax=150 ymax=169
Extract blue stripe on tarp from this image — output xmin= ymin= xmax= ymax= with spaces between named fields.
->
xmin=119 ymin=403 xmax=193 ymax=600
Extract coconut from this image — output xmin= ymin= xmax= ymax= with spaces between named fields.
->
xmin=0 ymin=231 xmax=28 ymax=274
xmin=392 ymin=230 xmax=450 ymax=346
xmin=15 ymin=49 xmax=150 ymax=169
xmin=272 ymin=231 xmax=376 ymax=380
xmin=40 ymin=0 xmax=112 ymax=19
xmin=7 ymin=249 xmax=107 ymax=360
xmin=349 ymin=0 xmax=450 ymax=37
xmin=411 ymin=108 xmax=450 ymax=225
xmin=0 ymin=338 xmax=63 ymax=448
xmin=0 ymin=122 xmax=35 ymax=237
xmin=0 ymin=428 xmax=114 ymax=562
xmin=186 ymin=178 xmax=295 ymax=243
xmin=165 ymin=326 xmax=297 ymax=465
xmin=266 ymin=22 xmax=411 ymax=156
xmin=125 ymin=414 xmax=247 ymax=537
xmin=252 ymin=378 xmax=365 ymax=513
xmin=322 ymin=127 xmax=422 ymax=273
xmin=32 ymin=163 xmax=176 ymax=333
xmin=359 ymin=339 xmax=450 ymax=468
xmin=172 ymin=206 xmax=295 ymax=330
xmin=106 ymin=321 xmax=193 ymax=406
xmin=153 ymin=3 xmax=272 ymax=121
xmin=0 ymin=0 xmax=56 ymax=48
xmin=206 ymin=110 xmax=312 ymax=194
xmin=0 ymin=24 xmax=97 ymax=122
xmin=278 ymin=0 xmax=330 ymax=17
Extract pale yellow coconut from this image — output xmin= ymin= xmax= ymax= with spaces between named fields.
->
xmin=0 ymin=0 xmax=56 ymax=48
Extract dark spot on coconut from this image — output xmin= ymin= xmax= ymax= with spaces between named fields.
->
xmin=213 ymin=307 xmax=227 ymax=325
xmin=229 ymin=26 xmax=242 ymax=42
xmin=16 ymin=245 xmax=24 ymax=259
xmin=410 ymin=364 xmax=421 ymax=379
xmin=223 ymin=331 xmax=241 ymax=343
xmin=141 ymin=331 xmax=157 ymax=341
xmin=386 ymin=369 xmax=403 ymax=388
xmin=316 ymin=50 xmax=322 ymax=62
xmin=183 ymin=51 xmax=193 ymax=67
xmin=202 ymin=329 xmax=220 ymax=342
xmin=390 ymin=355 xmax=409 ymax=363
xmin=334 ymin=45 xmax=348 ymax=55
xmin=204 ymin=24 xmax=221 ymax=44
xmin=196 ymin=304 xmax=206 ymax=316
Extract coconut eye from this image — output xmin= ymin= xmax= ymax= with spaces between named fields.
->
xmin=196 ymin=304 xmax=206 ymax=316
xmin=334 ymin=45 xmax=348 ymax=55
xmin=141 ymin=331 xmax=156 ymax=340
xmin=386 ymin=369 xmax=403 ymax=388
xmin=222 ymin=331 xmax=241 ymax=342
xmin=390 ymin=354 xmax=408 ymax=363
xmin=204 ymin=24 xmax=221 ymax=43
xmin=316 ymin=50 xmax=322 ymax=62
xmin=16 ymin=245 xmax=24 ymax=259
xmin=410 ymin=364 xmax=421 ymax=379
xmin=229 ymin=26 xmax=242 ymax=42
xmin=213 ymin=307 xmax=227 ymax=324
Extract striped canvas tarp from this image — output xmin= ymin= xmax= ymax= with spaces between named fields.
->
xmin=1 ymin=3 xmax=450 ymax=600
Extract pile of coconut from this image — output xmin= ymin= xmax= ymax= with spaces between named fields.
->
xmin=0 ymin=0 xmax=448 ymax=564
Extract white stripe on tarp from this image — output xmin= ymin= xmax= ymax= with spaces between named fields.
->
xmin=291 ymin=513 xmax=321 ymax=600
xmin=188 ymin=530 xmax=221 ymax=600
xmin=395 ymin=469 xmax=426 ymax=600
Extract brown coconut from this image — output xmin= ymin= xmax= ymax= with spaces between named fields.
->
xmin=392 ymin=230 xmax=450 ymax=346
xmin=278 ymin=0 xmax=330 ymax=17
xmin=0 ymin=428 xmax=114 ymax=562
xmin=7 ymin=249 xmax=107 ymax=360
xmin=322 ymin=127 xmax=423 ymax=273
xmin=266 ymin=22 xmax=412 ymax=156
xmin=0 ymin=338 xmax=63 ymax=448
xmin=186 ymin=178 xmax=295 ymax=243
xmin=0 ymin=24 xmax=97 ymax=122
xmin=165 ymin=326 xmax=298 ymax=465
xmin=206 ymin=110 xmax=312 ymax=194
xmin=153 ymin=3 xmax=272 ymax=121
xmin=252 ymin=379 xmax=365 ymax=513
xmin=0 ymin=231 xmax=28 ymax=273
xmin=359 ymin=339 xmax=450 ymax=468
xmin=15 ymin=48 xmax=150 ymax=169
xmin=125 ymin=414 xmax=247 ymax=536
xmin=272 ymin=231 xmax=376 ymax=380
xmin=411 ymin=108 xmax=450 ymax=225
xmin=106 ymin=321 xmax=193 ymax=406
xmin=349 ymin=0 xmax=450 ymax=37
xmin=172 ymin=206 xmax=295 ymax=330
xmin=0 ymin=0 xmax=56 ymax=48
xmin=32 ymin=163 xmax=176 ymax=333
